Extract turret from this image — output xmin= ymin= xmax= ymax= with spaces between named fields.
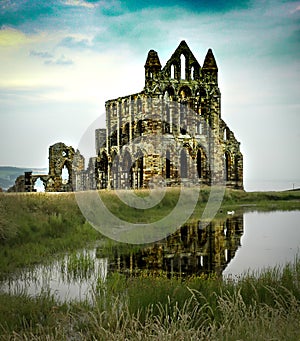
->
xmin=144 ymin=49 xmax=161 ymax=86
xmin=202 ymin=48 xmax=218 ymax=84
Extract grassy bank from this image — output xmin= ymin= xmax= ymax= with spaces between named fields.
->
xmin=0 ymin=193 xmax=101 ymax=279
xmin=0 ymin=189 xmax=299 ymax=278
xmin=0 ymin=259 xmax=299 ymax=340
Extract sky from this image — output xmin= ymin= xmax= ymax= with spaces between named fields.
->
xmin=0 ymin=0 xmax=299 ymax=191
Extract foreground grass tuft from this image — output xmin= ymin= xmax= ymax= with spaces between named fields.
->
xmin=0 ymin=259 xmax=299 ymax=340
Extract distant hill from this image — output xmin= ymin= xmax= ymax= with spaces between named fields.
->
xmin=0 ymin=166 xmax=47 ymax=191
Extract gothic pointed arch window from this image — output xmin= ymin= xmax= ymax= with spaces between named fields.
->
xmin=111 ymin=150 xmax=119 ymax=189
xmin=190 ymin=66 xmax=194 ymax=80
xmin=135 ymin=150 xmax=144 ymax=188
xmin=137 ymin=120 xmax=143 ymax=136
xmin=170 ymin=64 xmax=175 ymax=79
xmin=166 ymin=150 xmax=171 ymax=179
xmin=137 ymin=97 xmax=142 ymax=113
xmin=124 ymin=122 xmax=130 ymax=144
xmin=61 ymin=163 xmax=70 ymax=184
xmin=197 ymin=149 xmax=201 ymax=178
xmin=224 ymin=152 xmax=231 ymax=181
xmin=180 ymin=54 xmax=186 ymax=80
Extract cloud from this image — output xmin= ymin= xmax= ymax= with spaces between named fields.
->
xmin=59 ymin=36 xmax=92 ymax=49
xmin=30 ymin=50 xmax=54 ymax=59
xmin=44 ymin=55 xmax=74 ymax=66
xmin=109 ymin=0 xmax=251 ymax=14
xmin=0 ymin=1 xmax=57 ymax=30
xmin=0 ymin=26 xmax=31 ymax=46
xmin=63 ymin=0 xmax=101 ymax=9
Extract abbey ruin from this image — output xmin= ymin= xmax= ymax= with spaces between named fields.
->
xmin=9 ymin=41 xmax=243 ymax=192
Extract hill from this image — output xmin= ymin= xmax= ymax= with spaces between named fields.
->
xmin=0 ymin=166 xmax=47 ymax=190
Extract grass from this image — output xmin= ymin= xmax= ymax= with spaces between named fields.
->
xmin=0 ymin=259 xmax=299 ymax=340
xmin=0 ymin=187 xmax=299 ymax=339
xmin=0 ymin=192 xmax=101 ymax=279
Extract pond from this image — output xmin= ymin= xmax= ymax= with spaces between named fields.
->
xmin=0 ymin=210 xmax=299 ymax=302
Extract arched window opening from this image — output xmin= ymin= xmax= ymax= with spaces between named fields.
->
xmin=225 ymin=153 xmax=230 ymax=181
xmin=137 ymin=98 xmax=142 ymax=113
xmin=180 ymin=54 xmax=186 ymax=80
xmin=170 ymin=64 xmax=175 ymax=79
xmin=180 ymin=149 xmax=188 ymax=178
xmin=124 ymin=100 xmax=128 ymax=115
xmin=225 ymin=249 xmax=228 ymax=262
xmin=112 ymin=104 xmax=117 ymax=116
xmin=62 ymin=165 xmax=69 ymax=184
xmin=111 ymin=152 xmax=119 ymax=189
xmin=137 ymin=120 xmax=143 ymax=136
xmin=224 ymin=128 xmax=230 ymax=141
xmin=110 ymin=125 xmax=117 ymax=146
xmin=34 ymin=178 xmax=45 ymax=192
xmin=235 ymin=156 xmax=239 ymax=182
xmin=166 ymin=150 xmax=171 ymax=179
xmin=136 ymin=154 xmax=143 ymax=188
xmin=165 ymin=105 xmax=170 ymax=133
xmin=191 ymin=66 xmax=194 ymax=80
xmin=197 ymin=149 xmax=201 ymax=178
xmin=124 ymin=122 xmax=130 ymax=143
xmin=180 ymin=104 xmax=186 ymax=135
xmin=198 ymin=122 xmax=203 ymax=134
xmin=199 ymin=89 xmax=207 ymax=115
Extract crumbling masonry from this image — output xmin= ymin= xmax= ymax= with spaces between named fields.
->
xmin=9 ymin=143 xmax=86 ymax=192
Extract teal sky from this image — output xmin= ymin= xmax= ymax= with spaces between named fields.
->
xmin=0 ymin=0 xmax=299 ymax=190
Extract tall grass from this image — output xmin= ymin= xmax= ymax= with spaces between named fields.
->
xmin=0 ymin=193 xmax=101 ymax=279
xmin=0 ymin=259 xmax=299 ymax=340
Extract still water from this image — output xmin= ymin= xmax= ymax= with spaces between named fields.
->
xmin=223 ymin=210 xmax=300 ymax=277
xmin=1 ymin=210 xmax=299 ymax=302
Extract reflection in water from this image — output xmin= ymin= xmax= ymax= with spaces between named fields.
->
xmin=106 ymin=215 xmax=244 ymax=278
xmin=223 ymin=210 xmax=300 ymax=277
xmin=5 ymin=210 xmax=299 ymax=302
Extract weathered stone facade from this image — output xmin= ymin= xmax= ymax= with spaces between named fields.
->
xmin=96 ymin=41 xmax=243 ymax=190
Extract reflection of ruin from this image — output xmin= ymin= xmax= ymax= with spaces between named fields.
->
xmin=104 ymin=215 xmax=243 ymax=278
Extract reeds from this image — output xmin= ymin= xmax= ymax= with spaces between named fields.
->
xmin=0 ymin=259 xmax=299 ymax=340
